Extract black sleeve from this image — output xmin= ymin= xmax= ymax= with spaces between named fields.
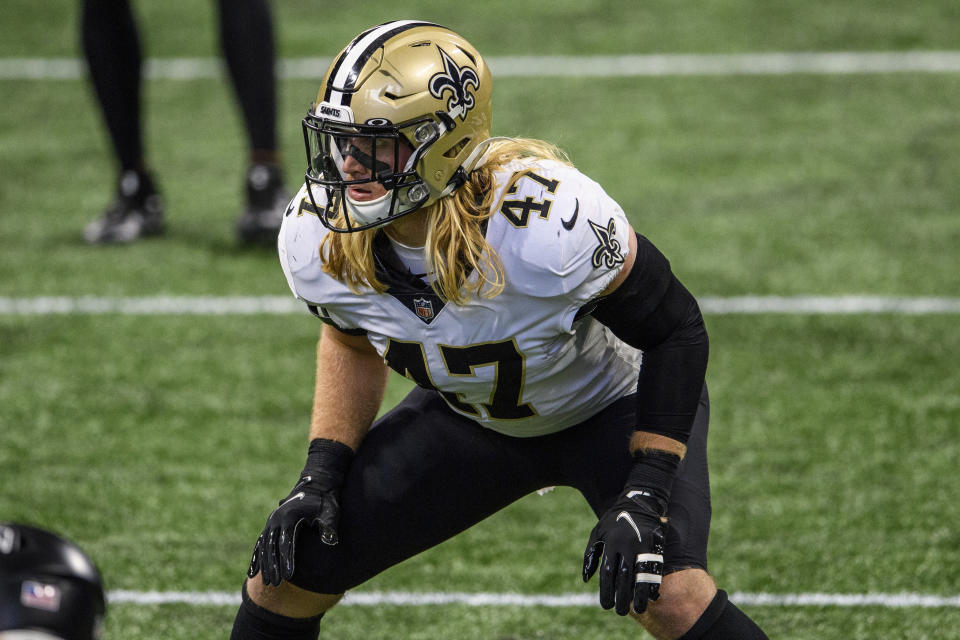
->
xmin=587 ymin=232 xmax=708 ymax=444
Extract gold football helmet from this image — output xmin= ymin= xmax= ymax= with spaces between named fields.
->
xmin=302 ymin=21 xmax=493 ymax=232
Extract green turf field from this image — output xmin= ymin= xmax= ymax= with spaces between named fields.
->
xmin=2 ymin=2 xmax=959 ymax=639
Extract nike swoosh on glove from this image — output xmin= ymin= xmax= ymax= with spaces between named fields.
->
xmin=582 ymin=488 xmax=667 ymax=615
xmin=248 ymin=438 xmax=353 ymax=586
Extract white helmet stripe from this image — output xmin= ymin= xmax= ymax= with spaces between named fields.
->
xmin=326 ymin=20 xmax=439 ymax=108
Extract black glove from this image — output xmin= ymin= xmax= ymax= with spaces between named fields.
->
xmin=248 ymin=438 xmax=354 ymax=586
xmin=582 ymin=448 xmax=680 ymax=616
xmin=582 ymin=488 xmax=667 ymax=615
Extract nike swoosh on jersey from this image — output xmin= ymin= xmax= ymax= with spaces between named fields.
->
xmin=561 ymin=198 xmax=579 ymax=230
xmin=616 ymin=511 xmax=643 ymax=541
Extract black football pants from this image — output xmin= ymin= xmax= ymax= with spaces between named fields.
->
xmin=288 ymin=385 xmax=711 ymax=594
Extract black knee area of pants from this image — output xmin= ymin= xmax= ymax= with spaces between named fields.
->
xmin=230 ymin=582 xmax=324 ymax=640
xmin=677 ymin=590 xmax=769 ymax=640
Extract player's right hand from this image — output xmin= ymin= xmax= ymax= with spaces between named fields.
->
xmin=247 ymin=438 xmax=353 ymax=586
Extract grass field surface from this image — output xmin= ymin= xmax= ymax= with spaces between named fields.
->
xmin=1 ymin=2 xmax=958 ymax=639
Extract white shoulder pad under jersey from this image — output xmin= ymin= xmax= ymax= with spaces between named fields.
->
xmin=278 ymin=163 xmax=641 ymax=438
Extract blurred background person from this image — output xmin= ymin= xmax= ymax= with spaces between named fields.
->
xmin=80 ymin=0 xmax=289 ymax=246
xmin=0 ymin=523 xmax=106 ymax=640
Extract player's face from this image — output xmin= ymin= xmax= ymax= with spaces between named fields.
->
xmin=341 ymin=136 xmax=413 ymax=201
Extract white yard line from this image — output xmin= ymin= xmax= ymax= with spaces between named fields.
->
xmin=2 ymin=51 xmax=960 ymax=80
xmin=0 ymin=296 xmax=305 ymax=315
xmin=1 ymin=296 xmax=958 ymax=316
xmin=697 ymin=295 xmax=960 ymax=314
xmin=106 ymin=589 xmax=960 ymax=608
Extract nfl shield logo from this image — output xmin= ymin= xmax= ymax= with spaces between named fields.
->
xmin=413 ymin=297 xmax=434 ymax=321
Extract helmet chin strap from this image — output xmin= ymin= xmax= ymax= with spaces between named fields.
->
xmin=345 ymin=182 xmax=430 ymax=229
xmin=460 ymin=137 xmax=512 ymax=173
xmin=344 ymin=191 xmax=392 ymax=228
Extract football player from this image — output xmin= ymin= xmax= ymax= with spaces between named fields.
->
xmin=232 ymin=21 xmax=769 ymax=640
xmin=0 ymin=523 xmax=106 ymax=640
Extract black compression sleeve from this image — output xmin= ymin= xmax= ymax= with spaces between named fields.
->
xmin=589 ymin=233 xmax=708 ymax=443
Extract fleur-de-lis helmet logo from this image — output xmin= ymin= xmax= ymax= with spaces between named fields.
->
xmin=428 ymin=46 xmax=480 ymax=121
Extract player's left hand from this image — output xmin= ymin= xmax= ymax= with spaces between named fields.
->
xmin=582 ymin=488 xmax=667 ymax=615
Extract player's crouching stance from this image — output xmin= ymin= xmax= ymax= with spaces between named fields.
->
xmin=231 ymin=21 xmax=769 ymax=640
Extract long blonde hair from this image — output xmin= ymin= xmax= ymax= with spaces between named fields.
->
xmin=320 ymin=137 xmax=571 ymax=304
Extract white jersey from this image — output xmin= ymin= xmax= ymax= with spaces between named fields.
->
xmin=279 ymin=158 xmax=642 ymax=437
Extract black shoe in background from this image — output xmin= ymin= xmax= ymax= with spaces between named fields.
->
xmin=236 ymin=163 xmax=290 ymax=247
xmin=83 ymin=170 xmax=165 ymax=244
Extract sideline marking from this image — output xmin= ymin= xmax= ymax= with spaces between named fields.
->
xmin=1 ymin=296 xmax=959 ymax=316
xmin=3 ymin=52 xmax=960 ymax=80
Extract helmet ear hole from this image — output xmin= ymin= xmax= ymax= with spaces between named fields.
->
xmin=444 ymin=137 xmax=471 ymax=159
